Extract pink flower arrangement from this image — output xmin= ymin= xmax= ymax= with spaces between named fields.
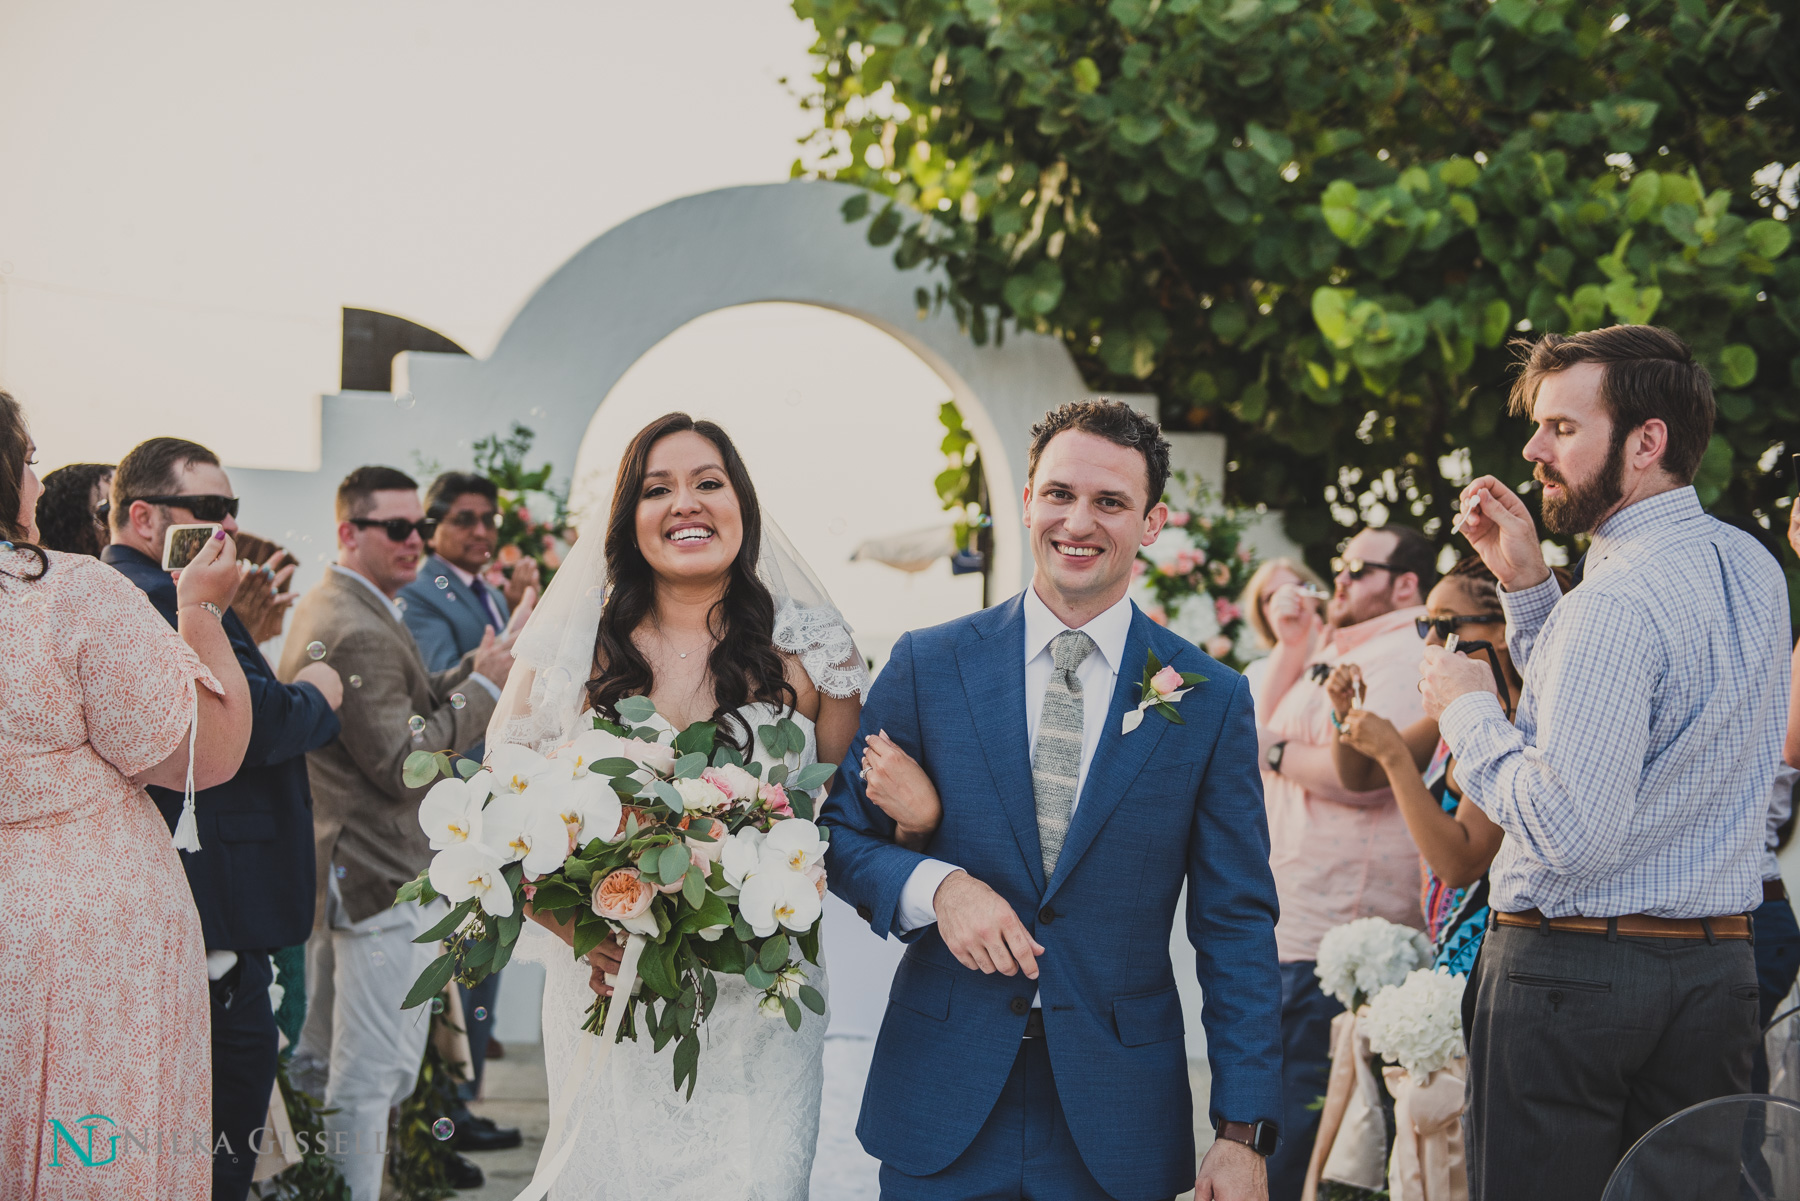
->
xmin=1166 ymin=510 xmax=1191 ymax=527
xmin=1215 ymin=597 xmax=1242 ymax=626
xmin=759 ymin=781 xmax=793 ymax=817
xmin=593 ymin=867 xmax=655 ymax=921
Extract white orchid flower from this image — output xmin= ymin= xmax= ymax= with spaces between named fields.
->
xmin=486 ymin=744 xmax=558 ymax=797
xmin=545 ymin=772 xmax=624 ymax=851
xmin=738 ymin=865 xmax=823 ymax=938
xmin=558 ymin=728 xmax=624 ymax=778
xmin=762 ymin=818 xmax=828 ymax=874
xmin=719 ymin=828 xmax=766 ymax=892
xmin=418 ymin=772 xmax=493 ymax=850
xmin=482 ymin=794 xmax=570 ymax=879
xmin=429 ymin=843 xmax=514 ymax=918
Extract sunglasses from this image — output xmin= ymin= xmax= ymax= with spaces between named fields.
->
xmin=351 ymin=517 xmax=438 ymax=542
xmin=117 ymin=494 xmax=240 ymax=522
xmin=441 ymin=510 xmax=501 ymax=530
xmin=1332 ymin=556 xmax=1403 ymax=580
xmin=1415 ymin=614 xmax=1502 ymax=641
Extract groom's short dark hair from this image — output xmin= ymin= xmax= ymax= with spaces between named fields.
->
xmin=1027 ymin=400 xmax=1170 ymax=512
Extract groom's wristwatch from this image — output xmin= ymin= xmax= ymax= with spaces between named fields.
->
xmin=1215 ymin=1119 xmax=1278 ymax=1157
xmin=1265 ymin=740 xmax=1287 ymax=774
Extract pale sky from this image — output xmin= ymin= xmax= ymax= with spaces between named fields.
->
xmin=2 ymin=0 xmax=824 ymax=470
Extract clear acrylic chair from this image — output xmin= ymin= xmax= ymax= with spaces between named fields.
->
xmin=1601 ymin=1094 xmax=1800 ymax=1201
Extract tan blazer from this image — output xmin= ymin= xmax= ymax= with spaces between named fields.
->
xmin=278 ymin=568 xmax=497 ymax=927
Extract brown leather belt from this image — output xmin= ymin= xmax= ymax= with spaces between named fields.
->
xmin=1495 ymin=908 xmax=1752 ymax=940
xmin=1767 ymin=880 xmax=1788 ymax=903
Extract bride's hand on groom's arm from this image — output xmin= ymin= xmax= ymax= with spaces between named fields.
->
xmin=861 ymin=731 xmax=941 ymax=851
xmin=934 ymin=871 xmax=1044 ymax=980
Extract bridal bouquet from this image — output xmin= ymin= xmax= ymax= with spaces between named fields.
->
xmin=1360 ymin=967 xmax=1466 ymax=1084
xmin=1315 ymin=916 xmax=1433 ymax=1011
xmin=393 ymin=696 xmax=837 ymax=1096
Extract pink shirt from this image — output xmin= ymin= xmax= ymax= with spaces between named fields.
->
xmin=1264 ymin=607 xmax=1428 ymax=962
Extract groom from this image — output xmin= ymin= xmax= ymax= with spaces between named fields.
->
xmin=824 ymin=400 xmax=1282 ymax=1201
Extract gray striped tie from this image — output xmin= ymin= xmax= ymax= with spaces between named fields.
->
xmin=1033 ymin=630 xmax=1094 ymax=879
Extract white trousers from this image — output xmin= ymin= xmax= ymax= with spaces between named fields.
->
xmin=291 ymin=875 xmax=443 ymax=1201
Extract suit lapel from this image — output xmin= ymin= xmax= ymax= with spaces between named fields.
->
xmin=956 ymin=595 xmax=1047 ymax=894
xmin=1044 ymin=607 xmax=1171 ymax=901
xmin=328 ymin=569 xmax=429 ymax=674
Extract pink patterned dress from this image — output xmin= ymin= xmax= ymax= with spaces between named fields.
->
xmin=0 ymin=550 xmax=220 ymax=1199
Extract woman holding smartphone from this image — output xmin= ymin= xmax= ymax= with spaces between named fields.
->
xmin=1325 ymin=556 xmax=1560 ymax=974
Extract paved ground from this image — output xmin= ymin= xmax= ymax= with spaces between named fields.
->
xmin=446 ymin=1040 xmax=1214 ymax=1200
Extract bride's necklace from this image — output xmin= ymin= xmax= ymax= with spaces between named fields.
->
xmin=654 ymin=620 xmax=716 ymax=661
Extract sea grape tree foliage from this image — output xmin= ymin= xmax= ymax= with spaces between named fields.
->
xmin=791 ymin=0 xmax=1797 ymax=576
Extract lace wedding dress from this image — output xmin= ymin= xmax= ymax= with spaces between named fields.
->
xmin=517 ymin=702 xmax=829 ymax=1200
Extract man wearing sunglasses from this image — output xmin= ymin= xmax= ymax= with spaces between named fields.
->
xmin=281 ymin=465 xmax=521 ymax=1199
xmin=1252 ymin=523 xmax=1436 ymax=1201
xmin=101 ymin=436 xmax=345 ymax=1201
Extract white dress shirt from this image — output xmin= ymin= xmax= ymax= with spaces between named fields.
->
xmin=331 ymin=564 xmax=501 ymax=701
xmin=892 ymin=587 xmax=1136 ymax=933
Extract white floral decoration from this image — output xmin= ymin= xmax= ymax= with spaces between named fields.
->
xmin=1314 ymin=916 xmax=1433 ymax=1010
xmin=1361 ymin=967 xmax=1467 ymax=1083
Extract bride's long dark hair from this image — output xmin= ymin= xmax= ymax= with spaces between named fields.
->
xmin=586 ymin=412 xmax=795 ymax=752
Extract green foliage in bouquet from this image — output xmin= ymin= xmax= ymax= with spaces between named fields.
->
xmin=1134 ymin=470 xmax=1258 ymax=662
xmin=470 ymin=422 xmax=577 ymax=584
xmin=790 ymin=0 xmax=1797 ymax=598
xmin=394 ymin=698 xmax=836 ymax=1099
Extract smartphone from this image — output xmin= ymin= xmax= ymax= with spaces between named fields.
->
xmin=162 ymin=523 xmax=221 ymax=571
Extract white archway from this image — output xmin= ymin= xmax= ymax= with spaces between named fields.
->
xmin=232 ymin=180 xmax=1091 ymax=594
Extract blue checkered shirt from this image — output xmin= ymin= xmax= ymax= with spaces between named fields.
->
xmin=1439 ymin=487 xmax=1791 ymax=919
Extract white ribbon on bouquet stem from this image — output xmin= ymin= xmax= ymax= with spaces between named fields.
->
xmin=509 ymin=932 xmax=646 ymax=1201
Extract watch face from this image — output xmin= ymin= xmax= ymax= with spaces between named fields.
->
xmin=1252 ymin=1121 xmax=1279 ymax=1157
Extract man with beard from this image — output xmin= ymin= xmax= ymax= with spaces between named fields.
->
xmin=1252 ymin=522 xmax=1433 ymax=1200
xmin=1424 ymin=325 xmax=1790 ymax=1200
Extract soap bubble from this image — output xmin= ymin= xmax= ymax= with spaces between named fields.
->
xmin=430 ymin=996 xmax=446 ymax=1014
xmin=370 ymin=950 xmax=386 ymax=966
xmin=585 ymin=586 xmax=606 ymax=602
xmin=395 ymin=597 xmax=408 ymax=613
xmin=408 ymin=715 xmax=427 ymax=735
xmin=334 ymin=865 xmax=347 ymax=879
xmin=396 ymin=392 xmax=417 ymax=410
xmin=432 ymin=1118 xmax=455 ymax=1141
xmin=435 ymin=576 xmax=449 ymax=589
xmin=450 ymin=693 xmax=467 ymax=710
xmin=306 ymin=641 xmax=327 ymax=661
xmin=473 ymin=1006 xmax=489 ymax=1021
xmin=349 ymin=675 xmax=363 ymax=688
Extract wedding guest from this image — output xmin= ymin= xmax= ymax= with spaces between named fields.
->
xmin=1254 ymin=522 xmax=1433 ymax=1201
xmin=1426 ymin=326 xmax=1789 ymax=1200
xmin=1754 ymin=500 xmax=1800 ymax=1086
xmin=281 ymin=466 xmax=515 ymax=1201
xmin=1238 ymin=556 xmax=1326 ymax=711
xmin=101 ymin=437 xmax=343 ymax=1201
xmin=36 ymin=461 xmax=112 ymax=556
xmin=227 ymin=532 xmax=299 ymax=645
xmin=397 ymin=470 xmax=523 ymax=1154
xmin=0 ymin=392 xmax=251 ymax=1199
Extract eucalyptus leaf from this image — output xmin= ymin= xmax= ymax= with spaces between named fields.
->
xmin=616 ymin=696 xmax=657 ymax=725
xmin=402 ymin=751 xmax=440 ymax=790
xmin=799 ymin=984 xmax=827 ymax=1015
xmin=744 ymin=962 xmax=777 ymax=989
xmin=673 ymin=752 xmax=708 ymax=780
xmin=592 ymin=757 xmax=643 ymax=777
xmin=759 ymin=934 xmax=791 ymax=973
xmin=791 ymin=762 xmax=836 ymax=791
xmin=783 ymin=997 xmax=802 ymax=1031
xmin=456 ymin=758 xmax=482 ymax=781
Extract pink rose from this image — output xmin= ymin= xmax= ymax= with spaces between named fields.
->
xmin=1167 ymin=510 xmax=1190 ymax=527
xmin=592 ymin=868 xmax=654 ymax=920
xmin=522 ymin=882 xmax=538 ymax=903
xmin=1215 ymin=597 xmax=1242 ymax=626
xmin=1146 ymin=607 xmax=1168 ymax=626
xmin=1209 ymin=560 xmax=1233 ymax=587
xmin=687 ymin=818 xmax=728 ymax=870
xmin=517 ymin=507 xmax=532 ymax=526
xmin=1150 ymin=665 xmax=1184 ymax=697
xmin=758 ymin=782 xmax=793 ymax=817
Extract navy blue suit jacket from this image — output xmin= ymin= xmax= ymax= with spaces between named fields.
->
xmin=399 ymin=554 xmax=509 ymax=760
xmin=104 ymin=545 xmax=339 ymax=951
xmin=821 ymin=594 xmax=1282 ymax=1200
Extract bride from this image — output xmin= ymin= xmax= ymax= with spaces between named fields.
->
xmin=491 ymin=411 xmax=874 ymax=1199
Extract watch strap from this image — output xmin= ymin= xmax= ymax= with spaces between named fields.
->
xmin=1216 ymin=1120 xmax=1277 ymax=1156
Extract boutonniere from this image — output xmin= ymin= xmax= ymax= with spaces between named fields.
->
xmin=1122 ymin=651 xmax=1206 ymax=734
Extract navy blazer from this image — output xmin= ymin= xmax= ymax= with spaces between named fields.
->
xmin=104 ymin=545 xmax=339 ymax=951
xmin=821 ymin=594 xmax=1282 ymax=1201
xmin=399 ymin=553 xmax=511 ymax=673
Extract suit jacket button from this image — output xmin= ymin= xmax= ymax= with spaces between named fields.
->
xmin=1039 ymin=906 xmax=1056 ymax=924
xmin=1009 ymin=997 xmax=1029 ymax=1016
xmin=856 ymin=904 xmax=872 ymax=922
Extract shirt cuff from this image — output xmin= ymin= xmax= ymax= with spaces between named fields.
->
xmin=1438 ymin=689 xmax=1509 ymax=756
xmin=895 ymin=859 xmax=962 ymax=934
xmin=1498 ymin=573 xmax=1562 ymax=629
xmin=466 ymin=673 xmax=502 ymax=702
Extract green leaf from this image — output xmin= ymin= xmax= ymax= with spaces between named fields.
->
xmin=1312 ymin=287 xmax=1355 ymax=349
xmin=652 ymin=779 xmax=685 ymax=812
xmin=616 ymin=696 xmax=657 ymax=725
xmin=572 ymin=916 xmax=608 ymax=960
xmin=1718 ymin=344 xmax=1758 ymax=388
xmin=1117 ymin=114 xmax=1164 ymax=146
xmin=799 ymin=984 xmax=826 ymax=1015
xmin=401 ymin=952 xmax=457 ymax=1010
xmin=783 ymin=997 xmax=802 ymax=1031
xmin=676 ymin=892 xmax=732 ymax=935
xmin=658 ymin=843 xmax=693 ymax=884
xmin=743 ymin=962 xmax=776 ymax=989
xmin=777 ymin=719 xmax=806 ymax=757
xmin=529 ymin=880 xmax=582 ymax=911
xmin=868 ymin=21 xmax=907 ymax=47
xmin=790 ymin=762 xmax=837 ymax=792
xmin=840 ymin=192 xmax=870 ymax=223
xmin=1478 ymin=299 xmax=1511 ymax=348
xmin=673 ymin=752 xmax=707 ymax=780
xmin=757 ymin=724 xmax=783 ymax=758
xmin=672 ymin=1032 xmax=700 ymax=1099
xmin=413 ymin=897 xmax=476 ymax=945
xmin=1072 ymin=57 xmax=1101 ymax=94
xmin=592 ymin=757 xmax=642 ymax=777
xmin=672 ymin=721 xmax=716 ymax=756
xmin=681 ymin=863 xmax=706 ymax=907
xmin=1320 ymin=180 xmax=1372 ymax=247
xmin=1746 ymin=220 xmax=1792 ymax=260
xmin=456 ymin=758 xmax=482 ymax=781
xmin=790 ymin=789 xmax=816 ymax=821
xmin=759 ymin=933 xmax=791 ymax=973
xmin=1439 ymin=156 xmax=1479 ymax=188
xmin=402 ymin=750 xmax=441 ymax=789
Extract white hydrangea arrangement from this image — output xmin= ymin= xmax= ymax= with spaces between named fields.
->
xmin=1361 ymin=967 xmax=1467 ymax=1083
xmin=1315 ymin=916 xmax=1433 ymax=1010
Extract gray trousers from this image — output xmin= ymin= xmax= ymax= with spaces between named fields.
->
xmin=1465 ymin=921 xmax=1760 ymax=1201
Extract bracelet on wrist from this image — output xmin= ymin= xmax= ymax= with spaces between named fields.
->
xmin=183 ymin=601 xmax=224 ymax=620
